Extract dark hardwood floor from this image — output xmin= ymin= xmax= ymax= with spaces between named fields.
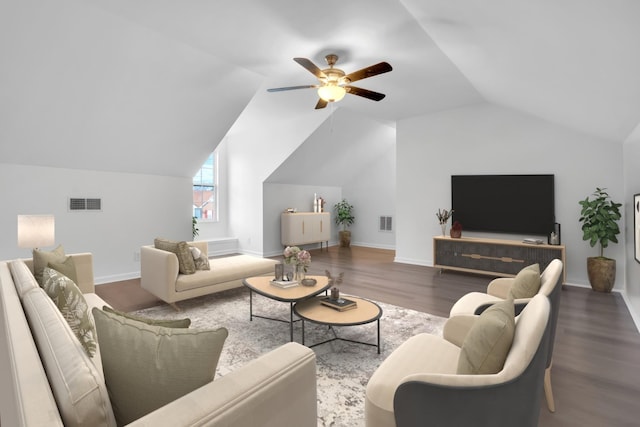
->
xmin=96 ymin=246 xmax=640 ymax=426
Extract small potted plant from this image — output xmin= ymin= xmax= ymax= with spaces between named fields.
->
xmin=334 ymin=199 xmax=355 ymax=247
xmin=578 ymin=187 xmax=622 ymax=292
xmin=450 ymin=221 xmax=462 ymax=238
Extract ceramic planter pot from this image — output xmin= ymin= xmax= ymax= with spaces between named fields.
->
xmin=339 ymin=230 xmax=351 ymax=248
xmin=587 ymin=257 xmax=616 ymax=292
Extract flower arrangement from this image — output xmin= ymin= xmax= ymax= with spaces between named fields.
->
xmin=283 ymin=246 xmax=311 ymax=272
xmin=436 ymin=208 xmax=454 ymax=225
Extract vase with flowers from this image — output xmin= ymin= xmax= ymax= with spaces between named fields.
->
xmin=436 ymin=208 xmax=454 ymax=236
xmin=283 ymin=246 xmax=311 ymax=281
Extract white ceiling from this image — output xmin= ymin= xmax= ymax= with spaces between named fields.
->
xmin=2 ymin=0 xmax=639 ymax=176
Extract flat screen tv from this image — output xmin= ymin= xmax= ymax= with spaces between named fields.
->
xmin=451 ymin=174 xmax=555 ymax=236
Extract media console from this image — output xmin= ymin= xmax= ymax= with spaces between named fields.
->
xmin=433 ymin=236 xmax=566 ymax=283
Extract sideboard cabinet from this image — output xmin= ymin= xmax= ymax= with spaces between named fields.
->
xmin=281 ymin=212 xmax=330 ymax=248
xmin=433 ymin=236 xmax=566 ymax=283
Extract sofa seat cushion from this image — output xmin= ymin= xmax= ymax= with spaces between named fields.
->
xmin=8 ymin=259 xmax=39 ymax=298
xmin=92 ymin=308 xmax=228 ymax=425
xmin=365 ymin=333 xmax=460 ymax=427
xmin=176 ymin=254 xmax=277 ymax=292
xmin=22 ymin=287 xmax=116 ymax=427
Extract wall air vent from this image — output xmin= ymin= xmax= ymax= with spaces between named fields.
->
xmin=379 ymin=216 xmax=393 ymax=232
xmin=69 ymin=198 xmax=102 ymax=211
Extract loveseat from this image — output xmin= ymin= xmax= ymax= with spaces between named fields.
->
xmin=0 ymin=253 xmax=317 ymax=427
xmin=141 ymin=240 xmax=278 ymax=307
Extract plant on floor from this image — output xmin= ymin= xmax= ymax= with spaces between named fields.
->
xmin=578 ymin=187 xmax=622 ymax=292
xmin=334 ymin=199 xmax=355 ymax=247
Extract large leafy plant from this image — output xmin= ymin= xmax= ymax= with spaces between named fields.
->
xmin=578 ymin=187 xmax=622 ymax=258
xmin=334 ymin=199 xmax=355 ymax=231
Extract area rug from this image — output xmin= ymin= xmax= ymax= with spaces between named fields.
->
xmin=133 ymin=288 xmax=447 ymax=427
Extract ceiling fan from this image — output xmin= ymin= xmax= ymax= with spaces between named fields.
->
xmin=267 ymin=54 xmax=392 ymax=109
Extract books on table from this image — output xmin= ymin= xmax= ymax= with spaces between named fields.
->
xmin=270 ymin=279 xmax=299 ymax=288
xmin=320 ymin=296 xmax=357 ymax=311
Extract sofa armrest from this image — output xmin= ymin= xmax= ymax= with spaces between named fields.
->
xmin=69 ymin=253 xmax=95 ymax=294
xmin=486 ymin=277 xmax=513 ymax=298
xmin=128 ymin=342 xmax=317 ymax=427
xmin=140 ymin=246 xmax=180 ymax=303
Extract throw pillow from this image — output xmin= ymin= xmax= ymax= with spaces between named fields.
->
xmin=48 ymin=256 xmax=79 ymax=284
xmin=190 ymin=246 xmax=211 ymax=271
xmin=92 ymin=308 xmax=228 ymax=425
xmin=154 ymin=237 xmax=196 ymax=275
xmin=508 ymin=263 xmax=541 ymax=299
xmin=102 ymin=305 xmax=191 ymax=328
xmin=33 ymin=244 xmax=67 ymax=285
xmin=42 ymin=267 xmax=97 ymax=357
xmin=457 ymin=298 xmax=515 ymax=375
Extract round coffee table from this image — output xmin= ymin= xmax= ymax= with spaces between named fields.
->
xmin=242 ymin=275 xmax=331 ymax=342
xmin=293 ymin=296 xmax=383 ymax=353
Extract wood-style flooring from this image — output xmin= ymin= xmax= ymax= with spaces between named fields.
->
xmin=96 ymin=246 xmax=640 ymax=427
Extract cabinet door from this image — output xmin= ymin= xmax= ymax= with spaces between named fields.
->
xmin=281 ymin=214 xmax=305 ymax=246
xmin=308 ymin=213 xmax=330 ymax=242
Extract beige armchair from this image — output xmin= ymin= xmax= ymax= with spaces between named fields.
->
xmin=449 ymin=259 xmax=563 ymax=412
xmin=365 ymin=294 xmax=551 ymax=427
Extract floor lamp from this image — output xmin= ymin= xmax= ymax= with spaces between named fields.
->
xmin=17 ymin=215 xmax=55 ymax=250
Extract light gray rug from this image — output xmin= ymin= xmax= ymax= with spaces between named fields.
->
xmin=134 ymin=288 xmax=446 ymax=427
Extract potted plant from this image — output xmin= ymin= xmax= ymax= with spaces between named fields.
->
xmin=334 ymin=199 xmax=355 ymax=248
xmin=578 ymin=187 xmax=622 ymax=292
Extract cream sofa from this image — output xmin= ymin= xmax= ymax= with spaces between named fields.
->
xmin=141 ymin=241 xmax=278 ymax=307
xmin=0 ymin=253 xmax=317 ymax=427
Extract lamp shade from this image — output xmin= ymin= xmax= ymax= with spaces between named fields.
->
xmin=317 ymin=84 xmax=346 ymax=102
xmin=17 ymin=215 xmax=55 ymax=249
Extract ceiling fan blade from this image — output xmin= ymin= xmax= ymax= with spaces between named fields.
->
xmin=267 ymin=85 xmax=317 ymax=92
xmin=315 ymin=98 xmax=328 ymax=109
xmin=345 ymin=86 xmax=386 ymax=101
xmin=344 ymin=62 xmax=392 ymax=84
xmin=294 ymin=58 xmax=327 ymax=79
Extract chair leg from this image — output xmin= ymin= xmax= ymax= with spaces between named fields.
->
xmin=544 ymin=364 xmax=555 ymax=412
xmin=169 ymin=302 xmax=181 ymax=312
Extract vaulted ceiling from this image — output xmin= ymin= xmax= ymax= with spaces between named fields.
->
xmin=2 ymin=0 xmax=639 ymax=177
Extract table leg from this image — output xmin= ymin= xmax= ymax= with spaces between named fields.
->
xmin=290 ymin=302 xmax=294 ymax=342
xmin=249 ymin=289 xmax=253 ymax=321
xmin=377 ymin=318 xmax=381 ymax=354
xmin=301 ymin=319 xmax=305 ymax=345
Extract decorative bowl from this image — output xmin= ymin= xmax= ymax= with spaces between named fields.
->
xmin=301 ymin=278 xmax=317 ymax=287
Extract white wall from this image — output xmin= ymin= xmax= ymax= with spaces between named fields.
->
xmin=396 ymin=103 xmax=625 ymax=289
xmin=0 ymin=163 xmax=191 ymax=283
xmin=624 ymin=123 xmax=640 ymax=319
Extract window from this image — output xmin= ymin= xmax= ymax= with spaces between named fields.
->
xmin=193 ymin=152 xmax=217 ymax=221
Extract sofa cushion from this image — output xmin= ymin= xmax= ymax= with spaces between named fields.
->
xmin=8 ymin=259 xmax=39 ymax=298
xmin=190 ymin=245 xmax=211 ymax=271
xmin=508 ymin=263 xmax=541 ymax=299
xmin=102 ymin=305 xmax=191 ymax=328
xmin=22 ymin=287 xmax=117 ymax=427
xmin=457 ymin=298 xmax=515 ymax=374
xmin=92 ymin=307 xmax=228 ymax=425
xmin=42 ymin=267 xmax=98 ymax=357
xmin=154 ymin=238 xmax=196 ymax=275
xmin=48 ymin=255 xmax=79 ymax=284
xmin=32 ymin=244 xmax=67 ymax=285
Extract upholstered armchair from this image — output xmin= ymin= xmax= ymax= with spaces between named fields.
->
xmin=449 ymin=259 xmax=563 ymax=412
xmin=365 ymin=294 xmax=551 ymax=427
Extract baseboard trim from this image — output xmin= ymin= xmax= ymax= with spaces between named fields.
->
xmin=95 ymin=271 xmax=140 ymax=285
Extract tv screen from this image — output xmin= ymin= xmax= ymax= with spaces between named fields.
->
xmin=451 ymin=174 xmax=555 ymax=236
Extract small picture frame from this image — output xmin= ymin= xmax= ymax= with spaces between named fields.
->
xmin=635 ymin=194 xmax=640 ymax=264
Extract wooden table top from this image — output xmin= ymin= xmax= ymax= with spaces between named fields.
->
xmin=242 ymin=275 xmax=330 ymax=302
xmin=294 ymin=296 xmax=382 ymax=326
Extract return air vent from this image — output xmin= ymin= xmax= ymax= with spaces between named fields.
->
xmin=69 ymin=198 xmax=102 ymax=211
xmin=379 ymin=216 xmax=393 ymax=232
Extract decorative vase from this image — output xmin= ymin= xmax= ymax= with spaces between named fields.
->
xmin=587 ymin=257 xmax=616 ymax=293
xmin=294 ymin=264 xmax=306 ymax=282
xmin=440 ymin=223 xmax=447 ymax=236
xmin=450 ymin=229 xmax=462 ymax=238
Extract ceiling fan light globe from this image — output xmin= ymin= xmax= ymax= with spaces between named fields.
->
xmin=318 ymin=85 xmax=346 ymax=102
